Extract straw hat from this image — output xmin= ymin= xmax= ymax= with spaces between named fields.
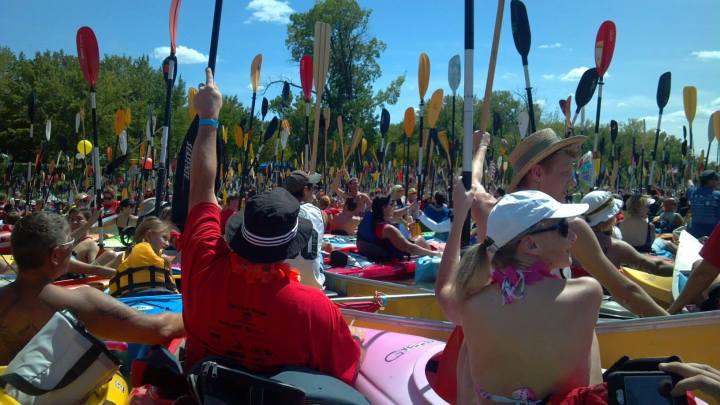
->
xmin=508 ymin=128 xmax=586 ymax=192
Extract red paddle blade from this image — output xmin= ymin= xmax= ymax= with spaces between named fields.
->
xmin=169 ymin=0 xmax=181 ymax=55
xmin=76 ymin=26 xmax=100 ymax=87
xmin=300 ymin=54 xmax=313 ymax=102
xmin=594 ymin=20 xmax=616 ymax=78
xmin=559 ymin=99 xmax=566 ymax=113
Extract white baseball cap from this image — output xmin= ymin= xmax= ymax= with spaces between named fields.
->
xmin=486 ymin=190 xmax=588 ymax=250
xmin=581 ymin=190 xmax=623 ymax=227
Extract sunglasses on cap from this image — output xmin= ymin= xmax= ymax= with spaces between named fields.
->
xmin=527 ymin=218 xmax=569 ymax=238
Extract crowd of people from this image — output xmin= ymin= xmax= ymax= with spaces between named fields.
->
xmin=0 ymin=67 xmax=718 ymax=403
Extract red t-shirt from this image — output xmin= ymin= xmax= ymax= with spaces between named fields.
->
xmin=181 ymin=202 xmax=361 ymax=384
xmin=219 ymin=206 xmax=236 ymax=233
xmin=102 ymin=199 xmax=119 ymax=215
xmin=699 ymin=224 xmax=720 ymax=268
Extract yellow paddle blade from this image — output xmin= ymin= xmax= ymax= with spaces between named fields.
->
xmin=323 ymin=107 xmax=331 ymax=130
xmin=422 ymin=129 xmax=429 ymax=150
xmin=343 ymin=145 xmax=349 ymax=157
xmin=251 ymin=54 xmax=262 ymax=93
xmin=332 ymin=139 xmax=337 ymax=154
xmin=426 ymin=89 xmax=444 ymax=128
xmin=121 ymin=188 xmax=129 ymax=199
xmin=350 ymin=128 xmax=364 ymax=154
xmin=282 ymin=119 xmax=290 ymax=131
xmin=249 ymin=143 xmax=254 ymax=161
xmin=502 ymin=161 xmax=508 ymax=172
xmin=222 ymin=125 xmax=228 ymax=144
xmin=124 ymin=108 xmax=132 ymax=126
xmin=188 ymin=87 xmax=198 ymax=119
xmin=234 ymin=126 xmax=243 ymax=148
xmin=418 ymin=52 xmax=430 ymax=100
xmin=337 ymin=115 xmax=345 ymax=154
xmin=403 ymin=107 xmax=415 ymax=138
xmin=139 ymin=142 xmax=146 ymax=158
xmin=713 ymin=110 xmax=720 ymax=142
xmin=361 ymin=138 xmax=367 ymax=156
xmin=114 ymin=110 xmax=125 ymax=135
xmin=683 ymin=86 xmax=697 ymax=123
xmin=437 ymin=130 xmax=450 ymax=157
xmin=223 ymin=190 xmax=228 ymax=206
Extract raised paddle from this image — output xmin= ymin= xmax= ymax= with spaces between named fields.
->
xmin=571 ymin=68 xmax=599 ymax=128
xmin=421 ymin=89 xmax=444 ymax=196
xmin=416 ymin=53 xmax=430 ymax=200
xmin=300 ymin=54 xmax=313 ymax=172
xmin=707 ymin=111 xmax=720 ymax=166
xmin=76 ymin=26 xmax=104 ymax=244
xmin=517 ymin=109 xmax=529 ymax=139
xmin=610 ymin=119 xmax=618 ymax=158
xmin=377 ymin=107 xmax=390 ymax=189
xmin=155 ymin=0 xmax=181 ymax=216
xmin=45 ymin=119 xmax=51 ymax=142
xmin=254 ymin=116 xmax=278 ymax=169
xmin=683 ymin=86 xmax=697 ymax=155
xmin=649 ymin=71 xmax=671 ymax=187
xmin=341 ymin=128 xmax=363 ymax=169
xmin=510 ymin=0 xmax=536 ymax=133
xmin=447 ymin=54 xmax=461 ymax=202
xmin=403 ymin=107 xmax=415 ymax=195
xmin=593 ymin=20 xmax=616 ymax=153
xmin=478 ymin=0 xmax=505 ymax=142
xmin=28 ymin=90 xmax=37 ymax=139
xmin=323 ymin=107 xmax=331 ymax=191
xmin=310 ymin=21 xmax=331 ymax=174
xmin=171 ymin=0 xmax=224 ymax=230
xmin=240 ymin=54 xmax=263 ymax=194
xmin=261 ymin=97 xmax=269 ymax=121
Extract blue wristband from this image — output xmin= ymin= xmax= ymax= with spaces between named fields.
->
xmin=199 ymin=118 xmax=219 ymax=128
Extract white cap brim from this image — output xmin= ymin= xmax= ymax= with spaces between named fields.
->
xmin=308 ymin=172 xmax=322 ymax=184
xmin=548 ymin=203 xmax=589 ymax=219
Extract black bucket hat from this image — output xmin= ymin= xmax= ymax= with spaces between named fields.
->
xmin=225 ymin=188 xmax=312 ymax=263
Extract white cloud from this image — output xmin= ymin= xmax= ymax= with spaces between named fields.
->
xmin=712 ymin=97 xmax=720 ymax=108
xmin=541 ymin=74 xmax=556 ymax=80
xmin=153 ymin=45 xmax=208 ymax=64
xmin=247 ymin=83 xmax=265 ymax=92
xmin=501 ymin=72 xmax=516 ymax=80
xmin=560 ymin=66 xmax=589 ymax=81
xmin=690 ymin=50 xmax=720 ymax=61
xmin=539 ymin=42 xmax=562 ymax=49
xmin=245 ymin=0 xmax=294 ymax=24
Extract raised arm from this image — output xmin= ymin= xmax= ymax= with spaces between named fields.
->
xmin=330 ymin=169 xmax=347 ymax=199
xmin=471 ymin=131 xmax=491 ymax=192
xmin=570 ymin=219 xmax=668 ymax=317
xmin=189 ymin=67 xmax=223 ymax=210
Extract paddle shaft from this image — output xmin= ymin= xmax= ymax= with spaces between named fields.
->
xmin=155 ymin=56 xmax=176 ymax=216
xmin=331 ymin=292 xmax=436 ymax=303
xmin=593 ymin=79 xmax=605 ymax=152
xmin=479 ymin=0 xmax=505 ymax=139
xmin=304 ymin=104 xmax=310 ymax=172
xmin=240 ymin=92 xmax=257 ymax=195
xmin=448 ymin=91 xmax=456 ymax=207
xmin=706 ymin=139 xmax=713 ymax=167
xmin=89 ymin=89 xmax=104 ymax=245
xmin=416 ymin=100 xmax=424 ymax=200
xmin=461 ymin=0 xmax=474 ymax=247
xmin=649 ymin=109 xmax=664 ymax=187
xmin=522 ymin=61 xmax=536 ymax=134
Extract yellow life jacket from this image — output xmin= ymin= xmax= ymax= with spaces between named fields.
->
xmin=109 ymin=242 xmax=177 ymax=297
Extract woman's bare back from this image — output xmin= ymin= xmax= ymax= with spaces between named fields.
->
xmin=460 ymin=277 xmax=602 ymax=403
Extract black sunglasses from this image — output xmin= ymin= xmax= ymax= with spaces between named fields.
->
xmin=527 ymin=218 xmax=569 ymax=238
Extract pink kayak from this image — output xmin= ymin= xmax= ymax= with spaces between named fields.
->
xmin=356 ymin=328 xmax=448 ymax=404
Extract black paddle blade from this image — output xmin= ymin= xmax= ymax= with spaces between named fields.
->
xmin=319 ymin=112 xmax=326 ymax=135
xmin=171 ymin=116 xmax=223 ymax=230
xmin=28 ymin=89 xmax=37 ymax=122
xmin=261 ymin=97 xmax=269 ymax=119
xmin=493 ymin=111 xmax=502 ymax=135
xmin=575 ymin=68 xmax=599 ymax=112
xmin=282 ymin=81 xmax=291 ymax=107
xmin=389 ymin=142 xmax=397 ymax=159
xmin=683 ymin=125 xmax=687 ymax=140
xmin=381 ymin=108 xmax=390 ymax=136
xmin=239 ymin=118 xmax=247 ymax=131
xmin=104 ymin=154 xmax=128 ymax=176
xmin=59 ymin=135 xmax=68 ymax=152
xmin=610 ymin=120 xmax=618 ymax=143
xmin=598 ymin=136 xmax=606 ymax=155
xmin=656 ymin=72 xmax=671 ymax=111
xmin=681 ymin=140 xmax=687 ymax=157
xmin=510 ymin=0 xmax=531 ymax=63
xmin=263 ymin=116 xmax=278 ymax=143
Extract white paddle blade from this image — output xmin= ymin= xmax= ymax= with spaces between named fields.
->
xmin=518 ymin=109 xmax=530 ymax=138
xmin=448 ymin=55 xmax=461 ymax=92
xmin=119 ymin=130 xmax=128 ymax=155
xmin=45 ymin=120 xmax=52 ymax=141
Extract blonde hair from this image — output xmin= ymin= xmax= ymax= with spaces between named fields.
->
xmin=453 ymin=240 xmax=522 ymax=300
xmin=133 ymin=216 xmax=170 ymax=244
xmin=625 ymin=195 xmax=648 ymax=217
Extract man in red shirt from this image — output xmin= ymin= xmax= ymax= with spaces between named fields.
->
xmin=182 ymin=68 xmax=361 ymax=384
xmin=668 ymin=224 xmax=720 ymax=314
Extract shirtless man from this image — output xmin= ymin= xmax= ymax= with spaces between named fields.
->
xmin=0 ymin=212 xmax=183 ymax=364
xmin=330 ymin=169 xmax=371 ymax=213
xmin=328 ymin=197 xmax=363 ymax=235
xmin=68 ymin=207 xmax=100 ymax=264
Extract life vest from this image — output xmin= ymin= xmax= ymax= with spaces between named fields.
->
xmin=109 ymin=242 xmax=177 ymax=297
xmin=356 ymin=212 xmax=405 ymax=261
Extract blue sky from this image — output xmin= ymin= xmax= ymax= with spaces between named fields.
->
xmin=2 ymin=0 xmax=719 ymax=158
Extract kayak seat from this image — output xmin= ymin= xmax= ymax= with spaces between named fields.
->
xmin=356 ymin=239 xmax=396 ymax=262
xmin=272 ymin=367 xmax=370 ymax=405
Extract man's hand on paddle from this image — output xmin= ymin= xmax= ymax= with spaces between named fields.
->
xmin=195 ymin=67 xmax=222 ymax=120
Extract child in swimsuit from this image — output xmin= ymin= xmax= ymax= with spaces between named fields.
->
xmin=452 ymin=190 xmax=603 ymax=404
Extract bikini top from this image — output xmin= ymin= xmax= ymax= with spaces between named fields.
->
xmin=490 ymin=261 xmax=559 ymax=305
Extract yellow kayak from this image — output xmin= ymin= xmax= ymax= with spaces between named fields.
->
xmin=0 ymin=366 xmax=128 ymax=405
xmin=621 ymin=266 xmax=673 ymax=306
